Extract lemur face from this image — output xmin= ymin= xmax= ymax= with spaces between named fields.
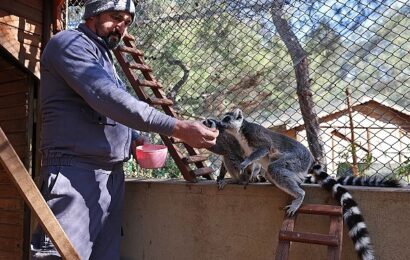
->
xmin=220 ymin=108 xmax=244 ymax=132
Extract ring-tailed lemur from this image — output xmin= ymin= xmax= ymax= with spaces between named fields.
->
xmin=212 ymin=108 xmax=405 ymax=260
xmin=202 ymin=118 xmax=265 ymax=189
xmin=203 ymin=117 xmax=404 ymax=190
xmin=219 ymin=108 xmax=313 ymax=216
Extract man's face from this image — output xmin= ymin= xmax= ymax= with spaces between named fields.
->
xmin=94 ymin=11 xmax=132 ymax=49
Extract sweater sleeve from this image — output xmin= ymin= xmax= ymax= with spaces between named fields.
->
xmin=44 ymin=31 xmax=176 ymax=136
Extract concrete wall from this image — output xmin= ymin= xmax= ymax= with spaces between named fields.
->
xmin=121 ymin=179 xmax=410 ymax=260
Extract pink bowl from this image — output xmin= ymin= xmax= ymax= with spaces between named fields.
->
xmin=136 ymin=144 xmax=168 ymax=169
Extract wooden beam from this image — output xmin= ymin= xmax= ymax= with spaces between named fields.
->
xmin=330 ymin=129 xmax=369 ymax=153
xmin=0 ymin=127 xmax=80 ymax=260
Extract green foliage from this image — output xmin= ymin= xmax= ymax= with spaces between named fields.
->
xmin=124 ymin=155 xmax=181 ymax=179
xmin=336 ymin=148 xmax=373 ymax=177
xmin=394 ymin=159 xmax=410 ymax=178
xmin=66 ymin=1 xmax=409 ymax=181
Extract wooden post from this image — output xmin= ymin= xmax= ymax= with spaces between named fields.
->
xmin=345 ymin=88 xmax=359 ymax=176
xmin=0 ymin=128 xmax=80 ymax=260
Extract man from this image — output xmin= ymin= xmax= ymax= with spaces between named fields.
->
xmin=30 ymin=0 xmax=218 ymax=259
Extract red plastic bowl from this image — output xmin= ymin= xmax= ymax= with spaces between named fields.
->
xmin=135 ymin=144 xmax=168 ymax=169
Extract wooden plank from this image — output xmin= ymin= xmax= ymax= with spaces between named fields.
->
xmin=275 ymin=215 xmax=295 ymax=260
xmin=0 ymin=25 xmax=41 ymax=78
xmin=0 ymin=106 xmax=27 ymax=121
xmin=0 ymin=79 xmax=29 ymax=96
xmin=0 ymin=22 xmax=42 ymax=48
xmin=0 ymin=118 xmax=27 ymax=133
xmin=0 ymin=183 xmax=20 ymax=198
xmin=0 ymin=177 xmax=12 ymax=184
xmin=297 ymin=204 xmax=342 ymax=216
xmin=0 ymin=223 xmax=23 ymax=239
xmin=15 ymin=0 xmax=43 ymax=12
xmin=0 ymin=1 xmax=43 ymax=24
xmin=0 ymin=31 xmax=42 ymax=60
xmin=327 ymin=215 xmax=343 ymax=260
xmin=279 ymin=230 xmax=339 ymax=246
xmin=0 ymin=198 xmax=24 ymax=211
xmin=0 ymin=93 xmax=27 ymax=108
xmin=0 ymin=68 xmax=27 ymax=84
xmin=0 ymin=128 xmax=81 ymax=259
xmin=0 ymin=58 xmax=15 ymax=70
xmin=1 ymin=132 xmax=26 ymax=147
xmin=0 ymin=236 xmax=22 ymax=252
xmin=3 ymin=144 xmax=27 ymax=163
xmin=0 ymin=170 xmax=13 ymax=183
xmin=0 ymin=247 xmax=22 ymax=258
xmin=0 ymin=210 xmax=24 ymax=225
xmin=0 ymin=10 xmax=42 ymax=35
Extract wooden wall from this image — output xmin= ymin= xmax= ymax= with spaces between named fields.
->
xmin=0 ymin=0 xmax=43 ymax=79
xmin=0 ymin=53 xmax=35 ymax=259
xmin=0 ymin=1 xmax=45 ymax=259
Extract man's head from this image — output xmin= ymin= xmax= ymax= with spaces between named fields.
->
xmin=83 ymin=0 xmax=136 ymax=49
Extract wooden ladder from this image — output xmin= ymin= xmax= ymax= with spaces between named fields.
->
xmin=275 ymin=204 xmax=343 ymax=260
xmin=113 ymin=34 xmax=214 ymax=182
xmin=0 ymin=128 xmax=80 ymax=259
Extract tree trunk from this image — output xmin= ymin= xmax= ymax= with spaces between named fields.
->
xmin=270 ymin=2 xmax=326 ymax=165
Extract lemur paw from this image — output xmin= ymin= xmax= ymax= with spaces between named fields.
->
xmin=217 ymin=179 xmax=227 ymax=190
xmin=284 ymin=204 xmax=300 ymax=216
xmin=239 ymin=173 xmax=250 ymax=188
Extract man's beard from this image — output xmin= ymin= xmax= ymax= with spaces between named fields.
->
xmin=101 ymin=31 xmax=122 ymax=49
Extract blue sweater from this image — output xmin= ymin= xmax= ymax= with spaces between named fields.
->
xmin=40 ymin=23 xmax=176 ymax=164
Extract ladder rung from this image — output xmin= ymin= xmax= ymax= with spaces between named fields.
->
xmin=123 ymin=34 xmax=135 ymax=41
xmin=279 ymin=230 xmax=339 ymax=247
xmin=297 ymin=204 xmax=342 ymax=216
xmin=114 ymin=36 xmax=214 ymax=183
xmin=170 ymin=137 xmax=184 ymax=144
xmin=149 ymin=97 xmax=174 ymax=106
xmin=117 ymin=46 xmax=144 ymax=56
xmin=191 ymin=167 xmax=214 ymax=176
xmin=129 ymin=63 xmax=153 ymax=72
xmin=182 ymin=155 xmax=209 ymax=164
xmin=138 ymin=79 xmax=162 ymax=88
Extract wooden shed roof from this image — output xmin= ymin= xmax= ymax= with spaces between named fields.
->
xmin=289 ymin=98 xmax=410 ymax=133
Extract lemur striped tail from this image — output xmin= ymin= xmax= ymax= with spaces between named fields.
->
xmin=336 ymin=175 xmax=405 ymax=187
xmin=311 ymin=164 xmax=375 ymax=260
xmin=304 ymin=173 xmax=405 ymax=188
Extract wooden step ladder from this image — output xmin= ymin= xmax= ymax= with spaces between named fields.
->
xmin=275 ymin=204 xmax=343 ymax=260
xmin=113 ymin=34 xmax=214 ymax=182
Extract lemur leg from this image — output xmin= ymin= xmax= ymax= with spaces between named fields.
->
xmin=266 ymin=163 xmax=305 ymax=216
xmin=239 ymin=147 xmax=270 ymax=186
xmin=249 ymin=163 xmax=262 ymax=182
xmin=216 ymin=163 xmax=228 ymax=189
xmin=217 ymin=157 xmax=241 ymax=190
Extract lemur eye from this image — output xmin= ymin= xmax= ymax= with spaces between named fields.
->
xmin=222 ymin=116 xmax=230 ymax=123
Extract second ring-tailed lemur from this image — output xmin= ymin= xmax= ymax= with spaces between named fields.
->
xmin=203 ymin=118 xmax=265 ymax=189
xmin=206 ymin=108 xmax=405 ymax=260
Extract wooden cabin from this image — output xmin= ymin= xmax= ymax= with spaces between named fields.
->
xmin=285 ymin=99 xmax=410 ymax=175
xmin=0 ymin=1 xmax=52 ymax=258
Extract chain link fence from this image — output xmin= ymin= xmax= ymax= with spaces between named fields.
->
xmin=62 ymin=0 xmax=410 ymax=182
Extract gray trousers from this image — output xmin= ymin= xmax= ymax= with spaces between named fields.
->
xmin=31 ymin=160 xmax=125 ymax=260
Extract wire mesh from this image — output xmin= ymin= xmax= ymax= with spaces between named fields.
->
xmin=63 ymin=0 xmax=410 ymax=182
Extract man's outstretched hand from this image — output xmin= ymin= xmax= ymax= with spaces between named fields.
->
xmin=172 ymin=120 xmax=219 ymax=148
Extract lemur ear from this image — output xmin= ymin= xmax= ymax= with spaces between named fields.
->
xmin=233 ymin=108 xmax=243 ymax=119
